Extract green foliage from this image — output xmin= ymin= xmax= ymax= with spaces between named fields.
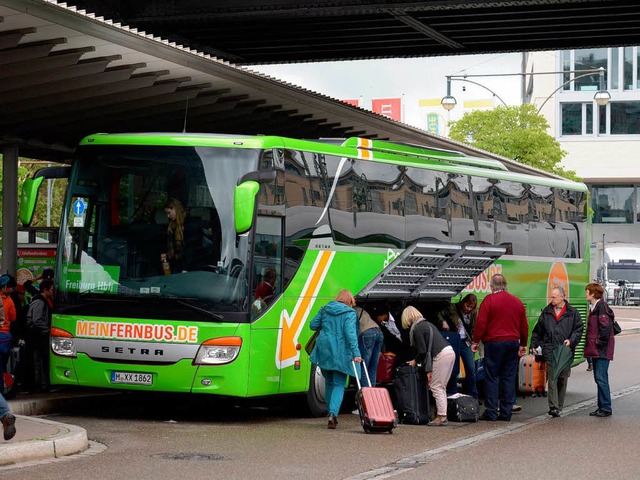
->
xmin=0 ymin=157 xmax=67 ymax=228
xmin=448 ymin=103 xmax=580 ymax=181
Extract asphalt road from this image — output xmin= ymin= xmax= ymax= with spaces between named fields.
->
xmin=2 ymin=333 xmax=638 ymax=480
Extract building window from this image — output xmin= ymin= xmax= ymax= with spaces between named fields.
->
xmin=586 ymin=104 xmax=593 ymax=134
xmin=571 ymin=48 xmax=608 ymax=91
xmin=610 ymin=102 xmax=640 ymax=134
xmin=561 ymin=103 xmax=583 ymax=135
xmin=591 ymin=185 xmax=634 ymax=224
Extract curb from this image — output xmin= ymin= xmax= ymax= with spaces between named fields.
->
xmin=621 ymin=328 xmax=640 ymax=336
xmin=0 ymin=417 xmax=88 ymax=467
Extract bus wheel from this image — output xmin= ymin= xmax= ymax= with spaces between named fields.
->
xmin=306 ymin=363 xmax=327 ymax=417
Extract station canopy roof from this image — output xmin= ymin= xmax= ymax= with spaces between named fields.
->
xmin=50 ymin=0 xmax=640 ymax=65
xmin=0 ymin=0 xmax=554 ymax=178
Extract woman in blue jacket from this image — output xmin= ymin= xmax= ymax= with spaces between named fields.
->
xmin=310 ymin=289 xmax=362 ymax=429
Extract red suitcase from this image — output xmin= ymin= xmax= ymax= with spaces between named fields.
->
xmin=376 ymin=352 xmax=397 ymax=385
xmin=353 ymin=361 xmax=397 ymax=434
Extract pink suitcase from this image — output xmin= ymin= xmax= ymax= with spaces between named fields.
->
xmin=353 ymin=361 xmax=397 ymax=433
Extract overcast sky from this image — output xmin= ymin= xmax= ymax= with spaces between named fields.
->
xmin=249 ymin=53 xmax=530 ymax=133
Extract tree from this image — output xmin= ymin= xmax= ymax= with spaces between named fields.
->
xmin=448 ymin=103 xmax=579 ymax=180
xmin=0 ymin=156 xmax=67 ymax=229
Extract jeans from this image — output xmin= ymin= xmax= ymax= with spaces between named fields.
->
xmin=592 ymin=358 xmax=612 ymax=413
xmin=483 ymin=340 xmax=519 ymax=420
xmin=322 ymin=369 xmax=348 ymax=417
xmin=357 ymin=328 xmax=384 ymax=386
xmin=0 ymin=392 xmax=9 ymax=419
xmin=459 ymin=340 xmax=478 ymax=399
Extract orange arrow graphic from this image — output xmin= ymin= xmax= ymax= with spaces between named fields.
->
xmin=277 ymin=250 xmax=334 ymax=369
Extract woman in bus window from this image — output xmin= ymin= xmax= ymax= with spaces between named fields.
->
xmin=161 ymin=198 xmax=188 ymax=273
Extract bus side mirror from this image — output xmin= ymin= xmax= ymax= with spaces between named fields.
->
xmin=234 ymin=180 xmax=260 ymax=234
xmin=19 ymin=177 xmax=45 ymax=227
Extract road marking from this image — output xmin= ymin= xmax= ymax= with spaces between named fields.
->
xmin=343 ymin=383 xmax=640 ymax=480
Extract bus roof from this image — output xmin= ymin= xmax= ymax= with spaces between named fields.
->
xmin=79 ymin=132 xmax=587 ymax=192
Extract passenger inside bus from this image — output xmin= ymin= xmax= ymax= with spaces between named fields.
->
xmin=159 ymin=198 xmax=222 ymax=274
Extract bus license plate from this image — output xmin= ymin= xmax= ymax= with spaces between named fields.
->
xmin=111 ymin=371 xmax=153 ymax=386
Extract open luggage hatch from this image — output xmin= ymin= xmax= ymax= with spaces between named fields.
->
xmin=357 ymin=242 xmax=506 ymax=300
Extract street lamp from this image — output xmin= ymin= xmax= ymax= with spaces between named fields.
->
xmin=441 ymin=67 xmax=610 ymax=112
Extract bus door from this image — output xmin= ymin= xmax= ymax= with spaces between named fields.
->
xmin=248 ymin=215 xmax=285 ymax=396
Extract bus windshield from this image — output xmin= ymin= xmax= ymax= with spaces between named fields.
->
xmin=57 ymin=144 xmax=260 ymax=321
xmin=608 ymin=265 xmax=640 ymax=283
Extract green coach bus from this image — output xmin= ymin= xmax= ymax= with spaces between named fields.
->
xmin=20 ymin=133 xmax=590 ymax=414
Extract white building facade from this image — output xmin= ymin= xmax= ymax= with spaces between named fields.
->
xmin=532 ymin=48 xmax=640 ymax=264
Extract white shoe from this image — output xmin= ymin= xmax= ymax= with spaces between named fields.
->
xmin=351 ymin=409 xmax=359 ymax=415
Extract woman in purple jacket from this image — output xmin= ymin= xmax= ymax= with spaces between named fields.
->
xmin=584 ymin=283 xmax=615 ymax=417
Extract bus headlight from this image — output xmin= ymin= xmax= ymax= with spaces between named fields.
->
xmin=194 ymin=337 xmax=242 ymax=365
xmin=51 ymin=327 xmax=77 ymax=358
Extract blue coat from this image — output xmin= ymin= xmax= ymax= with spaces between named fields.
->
xmin=310 ymin=301 xmax=361 ymax=376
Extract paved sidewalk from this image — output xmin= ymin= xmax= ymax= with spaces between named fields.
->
xmin=0 ymin=389 xmax=112 ymax=468
xmin=0 ymin=320 xmax=637 ymax=469
xmin=0 ymin=414 xmax=87 ymax=467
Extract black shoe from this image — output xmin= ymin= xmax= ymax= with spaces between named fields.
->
xmin=594 ymin=410 xmax=612 ymax=417
xmin=2 ymin=412 xmax=16 ymax=441
xmin=589 ymin=409 xmax=601 ymax=417
xmin=549 ymin=408 xmax=561 ymax=418
xmin=327 ymin=414 xmax=338 ymax=429
xmin=497 ymin=416 xmax=511 ymax=422
xmin=479 ymin=413 xmax=496 ymax=421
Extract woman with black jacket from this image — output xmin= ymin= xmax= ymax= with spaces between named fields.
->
xmin=401 ymin=306 xmax=455 ymax=427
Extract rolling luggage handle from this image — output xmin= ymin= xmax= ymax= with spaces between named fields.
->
xmin=352 ymin=359 xmax=372 ymax=389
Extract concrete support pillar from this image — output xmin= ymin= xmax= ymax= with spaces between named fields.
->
xmin=2 ymin=145 xmax=19 ymax=275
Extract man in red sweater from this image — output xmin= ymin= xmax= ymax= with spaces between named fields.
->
xmin=472 ymin=274 xmax=528 ymax=421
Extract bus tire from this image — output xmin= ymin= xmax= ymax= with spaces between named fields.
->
xmin=306 ymin=363 xmax=327 ymax=417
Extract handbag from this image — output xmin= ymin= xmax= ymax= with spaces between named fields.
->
xmin=612 ymin=319 xmax=622 ymax=336
xmin=304 ymin=330 xmax=319 ymax=355
xmin=376 ymin=352 xmax=397 ymax=384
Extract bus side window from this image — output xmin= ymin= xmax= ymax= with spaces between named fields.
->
xmin=252 ymin=215 xmax=284 ymax=316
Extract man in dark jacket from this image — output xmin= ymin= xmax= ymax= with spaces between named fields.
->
xmin=26 ymin=279 xmax=54 ymax=392
xmin=530 ymin=286 xmax=584 ymax=418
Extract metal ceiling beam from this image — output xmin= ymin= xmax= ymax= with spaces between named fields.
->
xmin=0 ymin=63 xmax=147 ymax=102
xmin=390 ymin=10 xmax=463 ymax=49
xmin=0 ymin=54 xmax=121 ymax=92
xmin=0 ymin=37 xmax=67 ymax=64
xmin=0 ymin=27 xmax=36 ymax=49
xmin=0 ymin=47 xmax=96 ymax=78
xmin=9 ymin=81 xmax=207 ymax=133
xmin=0 ymin=71 xmax=169 ymax=115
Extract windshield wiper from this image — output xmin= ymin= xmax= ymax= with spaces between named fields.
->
xmin=177 ymin=300 xmax=224 ymax=321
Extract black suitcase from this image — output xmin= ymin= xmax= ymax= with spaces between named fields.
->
xmin=393 ymin=364 xmax=430 ymax=425
xmin=447 ymin=394 xmax=480 ymax=422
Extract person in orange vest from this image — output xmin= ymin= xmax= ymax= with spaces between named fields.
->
xmin=0 ymin=275 xmax=17 ymax=394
